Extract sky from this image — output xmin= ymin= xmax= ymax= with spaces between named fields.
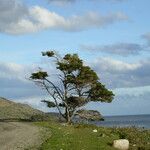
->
xmin=0 ymin=0 xmax=150 ymax=116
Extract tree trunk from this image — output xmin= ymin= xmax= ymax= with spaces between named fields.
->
xmin=65 ymin=107 xmax=71 ymax=124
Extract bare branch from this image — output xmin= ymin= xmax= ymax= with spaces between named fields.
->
xmin=42 ymin=81 xmax=65 ymax=118
xmin=45 ymin=78 xmax=64 ymax=101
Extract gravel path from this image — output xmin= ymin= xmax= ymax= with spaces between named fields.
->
xmin=0 ymin=122 xmax=45 ymax=150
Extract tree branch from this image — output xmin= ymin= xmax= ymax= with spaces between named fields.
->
xmin=45 ymin=78 xmax=64 ymax=101
xmin=42 ymin=81 xmax=65 ymax=118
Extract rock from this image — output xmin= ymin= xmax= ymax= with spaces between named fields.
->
xmin=75 ymin=109 xmax=104 ymax=121
xmin=113 ymin=139 xmax=129 ymax=150
xmin=93 ymin=129 xmax=98 ymax=133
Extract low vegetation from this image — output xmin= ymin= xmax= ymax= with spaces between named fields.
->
xmin=0 ymin=97 xmax=49 ymax=121
xmin=36 ymin=121 xmax=150 ymax=150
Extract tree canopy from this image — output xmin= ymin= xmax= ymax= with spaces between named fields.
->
xmin=30 ymin=51 xmax=114 ymax=123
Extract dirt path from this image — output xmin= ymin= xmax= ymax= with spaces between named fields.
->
xmin=0 ymin=122 xmax=46 ymax=150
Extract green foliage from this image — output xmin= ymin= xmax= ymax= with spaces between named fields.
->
xmin=42 ymin=51 xmax=55 ymax=57
xmin=41 ymin=100 xmax=56 ymax=108
xmin=30 ymin=71 xmax=48 ymax=80
xmin=67 ymin=96 xmax=86 ymax=108
xmin=66 ymin=66 xmax=99 ymax=87
xmin=57 ymin=54 xmax=83 ymax=73
xmin=89 ymin=82 xmax=114 ymax=102
xmin=30 ymin=51 xmax=115 ymax=123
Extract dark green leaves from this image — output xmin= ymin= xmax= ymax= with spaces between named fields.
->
xmin=67 ymin=96 xmax=86 ymax=108
xmin=89 ymin=82 xmax=114 ymax=102
xmin=57 ymin=54 xmax=83 ymax=73
xmin=75 ymin=66 xmax=99 ymax=86
xmin=41 ymin=100 xmax=56 ymax=108
xmin=42 ymin=51 xmax=55 ymax=57
xmin=30 ymin=71 xmax=48 ymax=80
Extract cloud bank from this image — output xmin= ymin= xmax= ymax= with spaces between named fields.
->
xmin=0 ymin=57 xmax=149 ymax=114
xmin=0 ymin=62 xmax=44 ymax=99
xmin=81 ymin=32 xmax=150 ymax=57
xmin=1 ymin=57 xmax=150 ymax=98
xmin=91 ymin=57 xmax=150 ymax=88
xmin=0 ymin=0 xmax=128 ymax=34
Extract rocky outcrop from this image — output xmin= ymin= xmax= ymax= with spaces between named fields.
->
xmin=75 ymin=109 xmax=104 ymax=121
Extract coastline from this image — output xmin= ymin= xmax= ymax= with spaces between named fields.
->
xmin=85 ymin=114 xmax=150 ymax=129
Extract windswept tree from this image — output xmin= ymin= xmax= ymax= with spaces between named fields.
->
xmin=30 ymin=51 xmax=114 ymax=123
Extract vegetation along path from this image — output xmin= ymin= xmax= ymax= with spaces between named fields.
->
xmin=0 ymin=122 xmax=50 ymax=150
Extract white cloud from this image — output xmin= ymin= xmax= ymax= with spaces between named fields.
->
xmin=0 ymin=0 xmax=28 ymax=33
xmin=0 ymin=62 xmax=26 ymax=80
xmin=0 ymin=0 xmax=128 ymax=34
xmin=114 ymin=85 xmax=150 ymax=96
xmin=92 ymin=57 xmax=141 ymax=72
xmin=0 ymin=62 xmax=37 ymax=81
xmin=91 ymin=57 xmax=150 ymax=88
xmin=0 ymin=62 xmax=43 ymax=99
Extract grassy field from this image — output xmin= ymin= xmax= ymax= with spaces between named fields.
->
xmin=36 ymin=121 xmax=150 ymax=150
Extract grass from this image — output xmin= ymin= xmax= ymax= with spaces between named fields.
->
xmin=35 ymin=120 xmax=150 ymax=150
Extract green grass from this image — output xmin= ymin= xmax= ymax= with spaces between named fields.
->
xmin=36 ymin=121 xmax=150 ymax=150
xmin=37 ymin=122 xmax=117 ymax=150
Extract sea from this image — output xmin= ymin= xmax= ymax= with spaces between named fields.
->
xmin=90 ymin=114 xmax=150 ymax=129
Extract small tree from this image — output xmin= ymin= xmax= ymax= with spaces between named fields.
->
xmin=30 ymin=51 xmax=114 ymax=123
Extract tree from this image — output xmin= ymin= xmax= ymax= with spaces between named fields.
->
xmin=30 ymin=51 xmax=114 ymax=123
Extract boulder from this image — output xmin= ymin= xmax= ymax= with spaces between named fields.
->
xmin=93 ymin=129 xmax=98 ymax=133
xmin=113 ymin=139 xmax=129 ymax=150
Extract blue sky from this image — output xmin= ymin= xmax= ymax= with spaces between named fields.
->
xmin=0 ymin=0 xmax=150 ymax=116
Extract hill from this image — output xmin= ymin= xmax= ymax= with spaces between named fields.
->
xmin=0 ymin=97 xmax=46 ymax=121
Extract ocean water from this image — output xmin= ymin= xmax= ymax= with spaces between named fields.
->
xmin=91 ymin=114 xmax=150 ymax=129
